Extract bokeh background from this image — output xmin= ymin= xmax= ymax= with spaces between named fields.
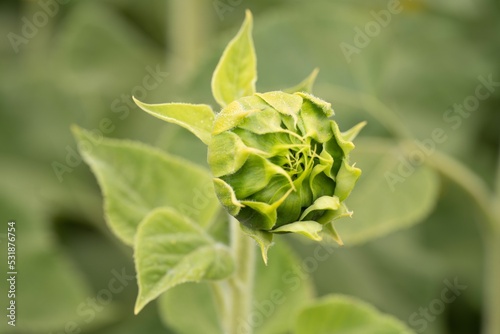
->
xmin=1 ymin=0 xmax=499 ymax=333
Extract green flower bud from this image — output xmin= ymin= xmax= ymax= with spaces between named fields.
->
xmin=208 ymin=90 xmax=364 ymax=245
xmin=134 ymin=10 xmax=366 ymax=262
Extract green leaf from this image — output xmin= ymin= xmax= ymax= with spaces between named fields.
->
xmin=72 ymin=126 xmax=220 ymax=245
xmin=240 ymin=224 xmax=274 ymax=265
xmin=208 ymin=131 xmax=253 ymax=177
xmin=133 ymin=97 xmax=215 ymax=145
xmin=295 ymin=295 xmax=415 ymax=334
xmin=213 ymin=178 xmax=244 ymax=216
xmin=334 ymin=160 xmax=362 ymax=202
xmin=253 ymin=240 xmax=314 ymax=334
xmin=158 ymin=283 xmax=223 ymax=334
xmin=299 ymin=195 xmax=340 ymax=220
xmin=211 ymin=10 xmax=257 ymax=107
xmin=336 ymin=138 xmax=440 ymax=245
xmin=273 ymin=221 xmax=323 ymax=241
xmin=134 ymin=207 xmax=234 ymax=314
xmin=342 ymin=121 xmax=367 ymax=142
xmin=283 ymin=68 xmax=319 ymax=94
xmin=296 ymin=92 xmax=334 ymax=117
xmin=0 ymin=170 xmax=97 ymax=333
xmin=157 ymin=241 xmax=313 ymax=334
xmin=256 ymin=91 xmax=303 ymax=117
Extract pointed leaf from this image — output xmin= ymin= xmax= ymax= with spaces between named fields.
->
xmin=134 ymin=207 xmax=234 ymax=314
xmin=211 ymin=10 xmax=257 ymax=107
xmin=342 ymin=121 xmax=367 ymax=142
xmin=323 ymin=223 xmax=344 ymax=245
xmin=295 ymin=295 xmax=415 ymax=334
xmin=283 ymin=68 xmax=319 ymax=93
xmin=272 ymin=221 xmax=323 ymax=241
xmin=133 ymin=97 xmax=214 ymax=145
xmin=240 ymin=224 xmax=273 ymax=264
xmin=72 ymin=126 xmax=220 ymax=245
xmin=334 ymin=160 xmax=362 ymax=201
xmin=299 ymin=195 xmax=340 ymax=220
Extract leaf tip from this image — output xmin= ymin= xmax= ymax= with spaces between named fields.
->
xmin=70 ymin=125 xmax=94 ymax=147
xmin=310 ymin=67 xmax=320 ymax=81
xmin=257 ymin=237 xmax=274 ymax=265
xmin=70 ymin=124 xmax=83 ymax=138
xmin=244 ymin=9 xmax=253 ymax=24
xmin=133 ymin=299 xmax=145 ymax=315
xmin=132 ymin=95 xmax=146 ymax=109
xmin=211 ymin=8 xmax=257 ymax=107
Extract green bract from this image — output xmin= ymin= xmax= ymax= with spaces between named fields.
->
xmin=208 ymin=91 xmax=363 ymax=239
xmin=134 ymin=10 xmax=365 ymax=261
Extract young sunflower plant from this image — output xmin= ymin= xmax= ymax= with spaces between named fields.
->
xmin=73 ymin=10 xmax=416 ymax=334
xmin=134 ymin=11 xmax=364 ymax=263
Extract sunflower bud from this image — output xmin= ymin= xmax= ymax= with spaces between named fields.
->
xmin=208 ymin=91 xmax=364 ymax=246
xmin=134 ymin=10 xmax=365 ymax=262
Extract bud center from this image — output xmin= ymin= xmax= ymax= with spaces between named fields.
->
xmin=282 ymin=142 xmax=318 ymax=181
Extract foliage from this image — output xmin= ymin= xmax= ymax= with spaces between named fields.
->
xmin=0 ymin=1 xmax=498 ymax=333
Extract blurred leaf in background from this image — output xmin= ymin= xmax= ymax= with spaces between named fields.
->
xmin=0 ymin=0 xmax=498 ymax=333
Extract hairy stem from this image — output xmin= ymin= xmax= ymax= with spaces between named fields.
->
xmin=210 ymin=281 xmax=231 ymax=333
xmin=210 ymin=218 xmax=256 ymax=334
xmin=166 ymin=0 xmax=213 ymax=82
xmin=484 ymin=144 xmax=500 ymax=334
xmin=484 ymin=226 xmax=500 ymax=334
xmin=228 ymin=217 xmax=256 ymax=333
xmin=421 ymin=149 xmax=497 ymax=232
xmin=404 ymin=143 xmax=500 ymax=334
xmin=209 ymin=218 xmax=256 ymax=334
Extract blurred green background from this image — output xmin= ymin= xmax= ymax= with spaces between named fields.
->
xmin=0 ymin=0 xmax=498 ymax=333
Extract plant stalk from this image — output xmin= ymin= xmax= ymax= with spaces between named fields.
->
xmin=484 ymin=144 xmax=500 ymax=334
xmin=349 ymin=95 xmax=500 ymax=334
xmin=409 ymin=145 xmax=500 ymax=334
xmin=228 ymin=217 xmax=256 ymax=334
xmin=166 ymin=0 xmax=214 ymax=83
xmin=422 ymin=149 xmax=497 ymax=232
xmin=483 ymin=224 xmax=500 ymax=334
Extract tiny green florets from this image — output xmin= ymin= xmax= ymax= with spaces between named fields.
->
xmin=208 ymin=91 xmax=364 ymax=244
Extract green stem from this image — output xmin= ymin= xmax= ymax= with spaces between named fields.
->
xmin=210 ymin=281 xmax=231 ymax=333
xmin=212 ymin=218 xmax=256 ymax=334
xmin=402 ymin=142 xmax=500 ymax=334
xmin=495 ymin=143 xmax=500 ymax=214
xmin=342 ymin=91 xmax=500 ymax=333
xmin=484 ymin=144 xmax=500 ymax=334
xmin=484 ymin=227 xmax=500 ymax=334
xmin=419 ymin=149 xmax=498 ymax=232
xmin=166 ymin=0 xmax=214 ymax=82
xmin=229 ymin=217 xmax=256 ymax=334
xmin=210 ymin=217 xmax=256 ymax=334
